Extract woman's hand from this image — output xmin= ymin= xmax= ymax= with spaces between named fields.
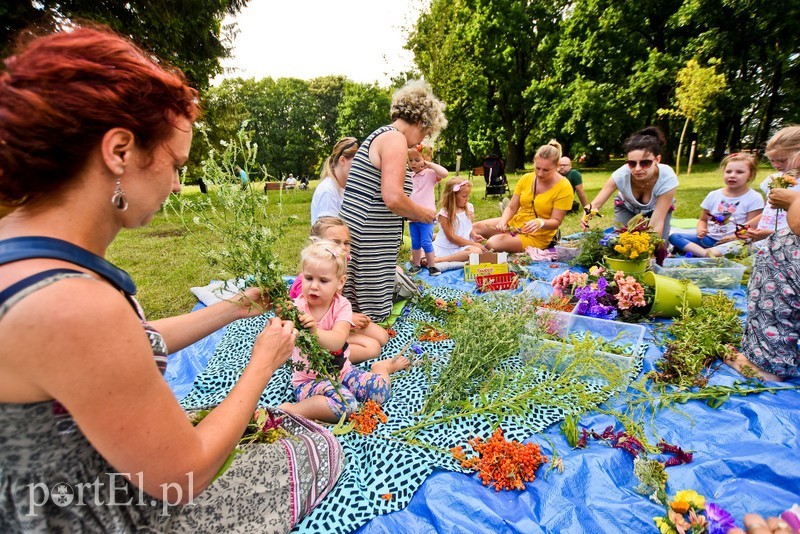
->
xmin=233 ymin=286 xmax=271 ymax=318
xmin=769 ymin=188 xmax=800 ymax=210
xmin=580 ymin=204 xmax=601 ymax=231
xmin=352 ymin=312 xmax=371 ymax=330
xmin=297 ymin=312 xmax=317 ymax=334
xmin=522 ymin=219 xmax=544 ymax=234
xmin=252 ymin=318 xmax=297 ymax=372
xmin=728 ymin=513 xmax=797 ymax=534
xmin=494 ymin=220 xmax=508 ymax=232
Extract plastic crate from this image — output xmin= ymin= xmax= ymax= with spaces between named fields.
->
xmin=519 ymin=308 xmax=645 ymax=388
xmin=522 ymin=279 xmax=555 ymax=299
xmin=653 ymin=257 xmax=746 ymax=289
xmin=476 ymin=272 xmax=519 ymax=292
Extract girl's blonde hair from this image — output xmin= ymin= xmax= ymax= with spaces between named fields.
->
xmin=299 ymin=238 xmax=348 ymax=278
xmin=720 ymin=153 xmax=757 ymax=182
xmin=766 ymin=126 xmax=800 ymax=167
xmin=391 ymin=80 xmax=448 ymax=139
xmin=310 ymin=216 xmax=349 ymax=239
xmin=535 ymin=139 xmax=562 ymax=164
xmin=438 ymin=178 xmax=473 ymax=233
xmin=320 ymin=137 xmax=359 ymax=188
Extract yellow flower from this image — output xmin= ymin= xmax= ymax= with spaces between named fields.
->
xmin=670 ymin=500 xmax=690 ymax=514
xmin=673 ymin=489 xmax=705 ymax=510
xmin=654 ymin=516 xmax=677 ymax=534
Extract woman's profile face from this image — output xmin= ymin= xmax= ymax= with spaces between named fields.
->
xmin=403 ymin=123 xmax=427 ymax=148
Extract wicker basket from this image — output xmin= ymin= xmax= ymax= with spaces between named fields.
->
xmin=475 ymin=272 xmax=519 ymax=293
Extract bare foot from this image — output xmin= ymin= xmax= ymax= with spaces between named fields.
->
xmin=726 ymin=351 xmax=783 ymax=382
xmin=372 ymin=354 xmax=411 ymax=375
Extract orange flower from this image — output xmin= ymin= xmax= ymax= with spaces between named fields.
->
xmin=382 ymin=493 xmax=393 ymax=501
xmin=455 ymin=428 xmax=548 ymax=491
xmin=348 ymin=400 xmax=388 ymax=434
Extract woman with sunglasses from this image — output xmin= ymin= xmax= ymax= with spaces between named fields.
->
xmin=311 ymin=136 xmax=359 ymax=224
xmin=582 ymin=127 xmax=678 ymax=238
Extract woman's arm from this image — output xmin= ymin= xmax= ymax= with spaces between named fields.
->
xmin=497 ymin=195 xmax=521 ymax=230
xmin=8 ymin=278 xmax=296 ymax=502
xmin=587 ymin=177 xmax=619 ymax=211
xmin=372 ymin=130 xmax=435 ymax=222
xmin=649 ymin=188 xmax=677 ymax=236
xmin=150 ymin=287 xmax=267 ymax=353
xmin=768 ymin=188 xmax=800 ymax=211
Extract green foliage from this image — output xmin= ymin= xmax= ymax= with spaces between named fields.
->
xmin=650 ymin=292 xmax=743 ymax=388
xmin=335 ymin=81 xmax=392 ymax=142
xmin=0 ymin=0 xmax=247 ymax=88
xmin=569 ymin=228 xmax=607 ymax=268
xmin=168 ymin=127 xmax=338 ymax=378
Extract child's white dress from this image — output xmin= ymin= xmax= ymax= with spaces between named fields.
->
xmin=433 ymin=203 xmax=475 ymax=257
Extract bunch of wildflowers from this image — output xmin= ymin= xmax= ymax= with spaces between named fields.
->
xmin=654 ymin=489 xmax=736 ymax=534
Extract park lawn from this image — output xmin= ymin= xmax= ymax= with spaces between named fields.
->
xmin=107 ymin=159 xmax=768 ymax=320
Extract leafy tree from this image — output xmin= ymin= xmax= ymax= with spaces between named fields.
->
xmin=335 ymin=81 xmax=391 ymax=143
xmin=410 ymin=0 xmax=567 ymax=171
xmin=0 ymin=0 xmax=246 ymax=88
xmin=658 ymin=59 xmax=726 ymax=173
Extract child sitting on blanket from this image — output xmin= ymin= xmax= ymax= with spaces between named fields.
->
xmin=668 ymin=153 xmax=763 ymax=257
xmin=278 ymin=240 xmax=409 ymax=423
xmin=289 ymin=216 xmax=390 ymax=362
xmin=433 ymin=178 xmax=487 ymax=263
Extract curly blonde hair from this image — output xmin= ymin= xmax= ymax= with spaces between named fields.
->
xmin=299 ymin=238 xmax=348 ymax=278
xmin=390 ymin=80 xmax=448 ymax=139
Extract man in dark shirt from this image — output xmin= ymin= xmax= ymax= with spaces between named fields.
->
xmin=558 ymin=157 xmax=589 ymax=212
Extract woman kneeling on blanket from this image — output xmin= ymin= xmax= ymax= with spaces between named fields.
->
xmin=728 ymin=149 xmax=800 ymax=382
xmin=279 ymin=240 xmax=409 ymax=423
xmin=0 ymin=27 xmax=341 ymax=531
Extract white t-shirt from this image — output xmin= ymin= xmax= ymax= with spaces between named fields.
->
xmin=757 ymin=173 xmax=800 ymax=232
xmin=700 ymin=188 xmax=764 ymax=240
xmin=310 ymin=177 xmax=344 ymax=224
xmin=611 ymin=163 xmax=679 ymax=212
xmin=433 ymin=203 xmax=475 ymax=256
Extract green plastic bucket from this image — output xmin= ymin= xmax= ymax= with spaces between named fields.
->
xmin=643 ymin=271 xmax=702 ymax=317
xmin=604 ymin=255 xmax=649 ymax=274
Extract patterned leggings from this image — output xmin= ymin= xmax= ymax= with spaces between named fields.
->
xmin=294 ymin=366 xmax=391 ymax=418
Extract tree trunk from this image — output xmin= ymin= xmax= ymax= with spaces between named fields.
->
xmin=676 ymin=117 xmax=690 ymax=176
xmin=712 ymin=118 xmax=730 ymax=162
xmin=757 ymin=61 xmax=784 ymax=149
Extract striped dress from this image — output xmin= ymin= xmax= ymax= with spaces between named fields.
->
xmin=340 ymin=125 xmax=413 ymax=322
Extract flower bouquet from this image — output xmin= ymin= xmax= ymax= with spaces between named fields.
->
xmin=653 ymin=489 xmax=736 ymax=534
xmin=767 ymin=170 xmax=799 ymax=230
xmin=551 ymin=266 xmax=650 ymax=322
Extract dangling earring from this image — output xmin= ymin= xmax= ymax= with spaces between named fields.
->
xmin=111 ymin=177 xmax=128 ymax=211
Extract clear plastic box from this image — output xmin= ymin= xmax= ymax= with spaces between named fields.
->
xmin=522 ymin=279 xmax=555 ymax=299
xmin=519 ymin=308 xmax=645 ymax=388
xmin=653 ymin=257 xmax=746 ymax=289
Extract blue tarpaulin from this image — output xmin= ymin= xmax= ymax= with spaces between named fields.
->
xmin=166 ymin=265 xmax=800 ymax=533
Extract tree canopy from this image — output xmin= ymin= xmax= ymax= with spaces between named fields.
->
xmin=0 ymin=0 xmax=247 ymax=88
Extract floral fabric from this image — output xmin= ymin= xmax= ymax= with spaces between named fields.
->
xmin=741 ymin=228 xmax=800 ymax=377
xmin=294 ymin=365 xmax=391 ymax=418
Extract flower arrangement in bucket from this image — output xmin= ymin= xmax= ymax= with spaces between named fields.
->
xmin=602 ymin=215 xmax=667 ymax=273
xmin=552 ymin=266 xmax=701 ymax=320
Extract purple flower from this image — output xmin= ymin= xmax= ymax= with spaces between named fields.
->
xmin=685 ymin=252 xmax=694 ymax=258
xmin=705 ymin=503 xmax=736 ymax=534
xmin=600 ymin=236 xmax=610 ymax=246
xmin=411 ymin=344 xmax=423 ymax=354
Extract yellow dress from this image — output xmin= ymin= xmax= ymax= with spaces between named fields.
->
xmin=508 ymin=173 xmax=574 ymax=249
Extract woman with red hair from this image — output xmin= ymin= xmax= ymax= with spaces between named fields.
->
xmin=0 ymin=27 xmax=341 ymax=530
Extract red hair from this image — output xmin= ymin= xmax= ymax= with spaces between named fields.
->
xmin=0 ymin=26 xmax=199 ymax=205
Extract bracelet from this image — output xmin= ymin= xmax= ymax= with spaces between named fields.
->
xmin=536 ymin=218 xmax=545 ymax=230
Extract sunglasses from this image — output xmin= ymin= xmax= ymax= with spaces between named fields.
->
xmin=626 ymin=159 xmax=654 ymax=170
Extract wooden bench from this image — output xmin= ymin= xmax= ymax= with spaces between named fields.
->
xmin=263 ymin=181 xmax=290 ymax=192
xmin=471 ymin=166 xmax=484 ymax=179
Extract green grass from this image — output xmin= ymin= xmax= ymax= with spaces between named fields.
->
xmin=107 ymin=160 xmax=771 ymax=320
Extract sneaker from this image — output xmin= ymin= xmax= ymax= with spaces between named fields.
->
xmin=409 ymin=264 xmax=423 ymax=274
xmin=427 ymin=266 xmax=442 ymax=276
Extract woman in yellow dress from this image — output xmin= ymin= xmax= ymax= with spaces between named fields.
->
xmin=474 ymin=141 xmax=574 ymax=251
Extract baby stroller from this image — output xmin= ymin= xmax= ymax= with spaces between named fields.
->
xmin=482 ymin=154 xmax=509 ymax=199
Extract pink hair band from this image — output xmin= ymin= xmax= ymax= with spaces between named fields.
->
xmin=452 ymin=180 xmax=471 ymax=192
